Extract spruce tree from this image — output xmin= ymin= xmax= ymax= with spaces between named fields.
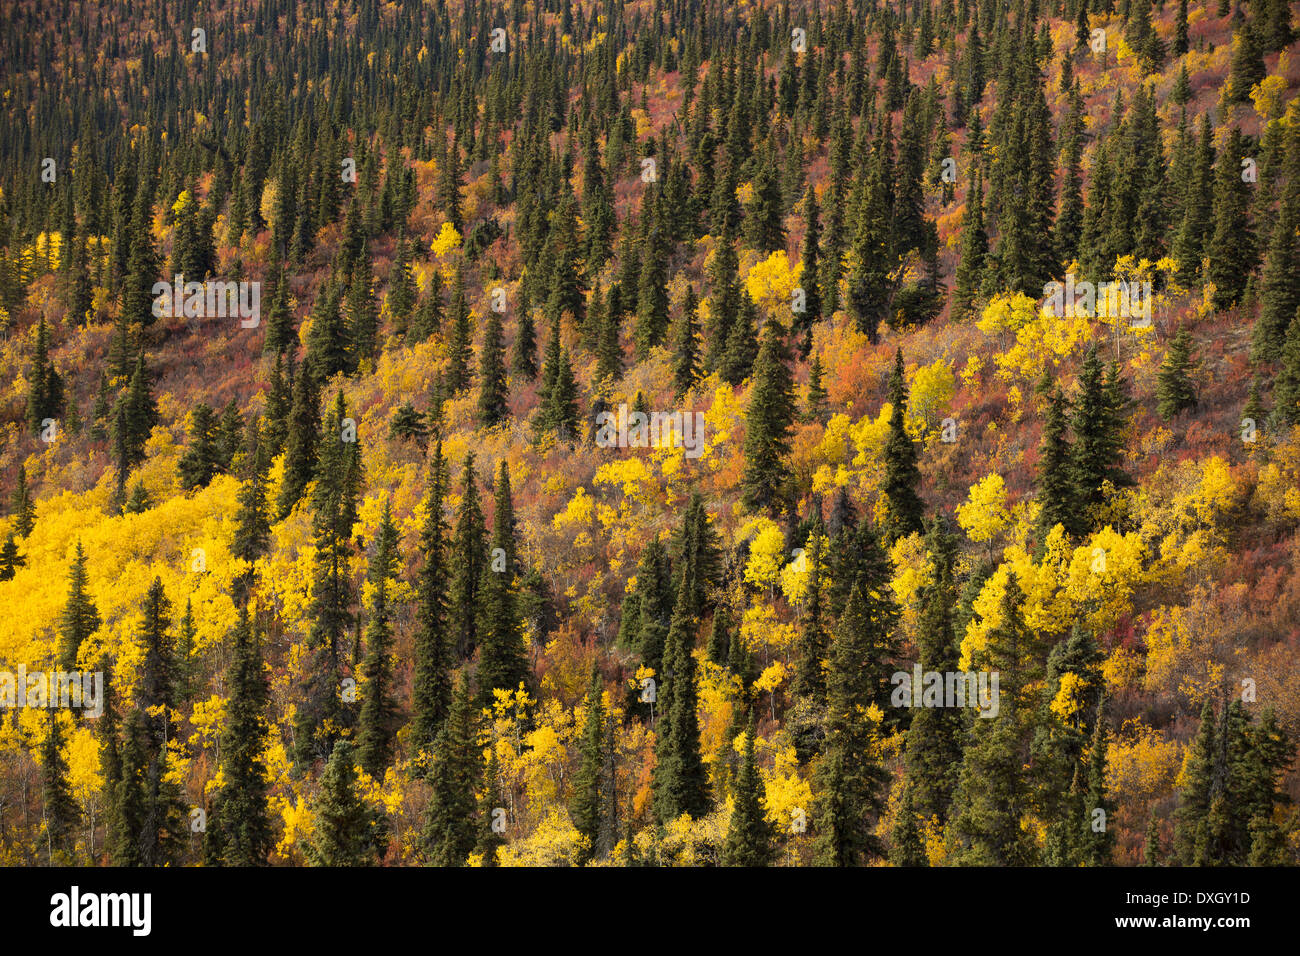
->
xmin=880 ymin=349 xmax=925 ymax=545
xmin=357 ymin=502 xmax=401 ymax=777
xmin=305 ymin=741 xmax=386 ymax=866
xmin=40 ymin=710 xmax=82 ymax=860
xmin=653 ymin=587 xmax=711 ymax=823
xmin=294 ymin=391 xmax=363 ymax=764
xmin=177 ymin=403 xmax=221 ymax=490
xmin=571 ymin=666 xmax=608 ymax=865
xmin=946 ymin=581 xmax=1036 ymax=866
xmin=445 ymin=267 xmax=474 ymax=393
xmin=1036 ymin=385 xmax=1078 ymax=542
xmin=741 ymin=318 xmax=795 ymax=516
xmin=450 ymin=453 xmax=486 ymax=659
xmin=672 ymin=285 xmax=700 ymax=400
xmin=903 ymin=520 xmax=964 ymax=822
xmin=721 ymin=718 xmax=776 ymax=866
xmin=956 ymin=175 xmax=982 ymax=325
xmin=25 ymin=316 xmax=63 ymax=435
xmin=231 ymin=417 xmax=271 ymax=594
xmin=217 ymin=604 xmax=274 ymax=865
xmin=594 ymin=286 xmax=623 ymax=387
xmin=277 ymin=362 xmax=321 ymax=519
xmin=1206 ymin=128 xmax=1257 ymax=310
xmin=812 ymin=585 xmax=890 ymax=865
xmin=412 ymin=444 xmax=454 ymax=758
xmin=889 ymin=781 xmax=928 ymax=867
xmin=10 ymin=463 xmax=35 ymax=538
xmin=795 ymin=185 xmax=823 ymax=353
xmin=422 ymin=676 xmax=480 ymax=865
xmin=1157 ymin=326 xmax=1198 ymax=419
xmin=1271 ymin=309 xmax=1300 ymax=428
xmin=478 ymin=461 xmax=530 ymax=707
xmin=719 ymin=291 xmax=759 ymax=386
xmin=477 ymin=305 xmax=510 ymax=428
xmin=1070 ymin=346 xmax=1130 ymax=526
xmin=57 ymin=542 xmax=99 ymax=671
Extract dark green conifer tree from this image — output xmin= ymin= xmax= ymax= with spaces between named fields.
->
xmin=305 ymin=741 xmax=386 ymax=866
xmin=357 ymin=502 xmax=401 ymax=777
xmin=1157 ymin=327 xmax=1199 ymax=419
xmin=741 ymin=318 xmax=795 ymax=516
xmin=412 ymin=444 xmax=454 ymax=759
xmin=217 ymin=604 xmax=274 ymax=866
xmin=880 ymin=349 xmax=925 ymax=545
xmin=721 ymin=718 xmax=776 ymax=866
xmin=57 ymin=542 xmax=99 ymax=671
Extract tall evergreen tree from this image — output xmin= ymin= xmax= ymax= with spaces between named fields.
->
xmin=57 ymin=542 xmax=99 ymax=671
xmin=217 ymin=604 xmax=274 ymax=866
xmin=40 ymin=711 xmax=82 ymax=860
xmin=304 ymin=741 xmax=386 ymax=866
xmin=880 ymin=349 xmax=925 ymax=545
xmin=653 ymin=587 xmax=711 ymax=823
xmin=422 ymin=676 xmax=480 ymax=866
xmin=721 ymin=718 xmax=776 ymax=866
xmin=812 ymin=585 xmax=890 ymax=865
xmin=357 ymin=502 xmax=401 ymax=777
xmin=741 ymin=318 xmax=796 ymax=516
xmin=1157 ymin=327 xmax=1199 ymax=419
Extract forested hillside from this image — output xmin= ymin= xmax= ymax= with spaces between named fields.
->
xmin=1 ymin=0 xmax=1299 ymax=867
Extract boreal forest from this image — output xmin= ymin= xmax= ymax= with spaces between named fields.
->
xmin=1 ymin=0 xmax=1299 ymax=869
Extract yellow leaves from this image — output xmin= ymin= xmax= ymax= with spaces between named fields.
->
xmin=1102 ymin=645 xmax=1145 ymax=694
xmin=1188 ymin=455 xmax=1237 ymax=527
xmin=632 ymin=108 xmax=653 ymax=139
xmin=259 ymin=179 xmax=279 ymax=233
xmin=1063 ymin=526 xmax=1147 ymax=634
xmin=980 ymin=292 xmax=1094 ymax=384
xmin=739 ymin=602 xmax=796 ymax=658
xmin=1108 ymin=722 xmax=1182 ymax=805
xmin=1050 ymin=671 xmax=1090 ymax=722
xmin=760 ymin=740 xmax=812 ymax=831
xmin=1255 ymin=437 xmax=1300 ymax=525
xmin=888 ymin=531 xmax=931 ymax=611
xmin=189 ymin=693 xmax=228 ymax=751
xmin=743 ymin=523 xmax=786 ymax=591
xmin=779 ymin=531 xmax=826 ymax=607
xmin=1250 ymin=74 xmax=1288 ymax=121
xmin=171 ymin=189 xmax=195 ymax=216
xmin=956 ymin=473 xmax=1011 ymax=545
xmin=743 ymin=250 xmax=803 ymax=316
xmin=552 ymin=486 xmax=596 ymax=531
xmin=1142 ymin=601 xmax=1229 ymax=709
xmin=430 ymin=220 xmax=462 ymax=257
xmin=906 ymin=359 xmax=955 ymax=436
xmin=977 ymin=292 xmax=1039 ymax=336
xmin=496 ymin=809 xmax=586 ymax=867
xmin=961 ymin=562 xmax=1014 ymax=668
xmin=753 ymin=661 xmax=788 ymax=695
xmin=275 ymin=794 xmax=313 ymax=860
xmin=655 ymin=809 xmax=729 ymax=866
xmin=592 ymin=457 xmax=654 ymax=501
xmin=813 ymin=412 xmax=853 ymax=464
xmin=66 ymin=723 xmax=103 ymax=799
